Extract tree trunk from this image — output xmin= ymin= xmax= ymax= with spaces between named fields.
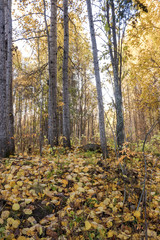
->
xmin=62 ymin=0 xmax=71 ymax=148
xmin=106 ymin=0 xmax=124 ymax=150
xmin=37 ymin=35 xmax=44 ymax=156
xmin=5 ymin=0 xmax=15 ymax=155
xmin=86 ymin=0 xmax=108 ymax=158
xmin=43 ymin=0 xmax=58 ymax=147
xmin=0 ymin=0 xmax=8 ymax=157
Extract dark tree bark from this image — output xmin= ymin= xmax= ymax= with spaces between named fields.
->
xmin=86 ymin=0 xmax=108 ymax=158
xmin=43 ymin=0 xmax=58 ymax=147
xmin=5 ymin=0 xmax=15 ymax=155
xmin=62 ymin=0 xmax=71 ymax=148
xmin=0 ymin=0 xmax=9 ymax=157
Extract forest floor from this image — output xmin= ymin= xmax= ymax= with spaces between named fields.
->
xmin=0 ymin=147 xmax=160 ymax=240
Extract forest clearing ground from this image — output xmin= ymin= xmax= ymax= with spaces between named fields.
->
xmin=0 ymin=148 xmax=160 ymax=240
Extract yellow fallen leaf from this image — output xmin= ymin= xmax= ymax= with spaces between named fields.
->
xmin=1 ymin=210 xmax=10 ymax=219
xmin=21 ymin=228 xmax=30 ymax=235
xmin=83 ymin=167 xmax=89 ymax=172
xmin=17 ymin=237 xmax=28 ymax=240
xmin=147 ymin=229 xmax=157 ymax=238
xmin=27 ymin=216 xmax=37 ymax=225
xmin=109 ymin=203 xmax=114 ymax=209
xmin=66 ymin=175 xmax=72 ymax=180
xmin=36 ymin=225 xmax=43 ymax=235
xmin=4 ymin=184 xmax=11 ymax=190
xmin=25 ymin=199 xmax=33 ymax=204
xmin=103 ymin=198 xmax=110 ymax=205
xmin=77 ymin=210 xmax=83 ymax=215
xmin=132 ymin=233 xmax=140 ymax=240
xmin=12 ymin=203 xmax=20 ymax=211
xmin=124 ymin=213 xmax=134 ymax=222
xmin=117 ymin=233 xmax=130 ymax=239
xmin=89 ymin=210 xmax=95 ymax=218
xmin=96 ymin=206 xmax=105 ymax=213
xmin=58 ymin=210 xmax=65 ymax=218
xmin=134 ymin=210 xmax=141 ymax=219
xmin=87 ymin=189 xmax=95 ymax=195
xmin=118 ymin=202 xmax=123 ymax=208
xmin=85 ymin=220 xmax=92 ymax=230
xmin=7 ymin=217 xmax=14 ymax=225
xmin=8 ymin=174 xmax=13 ymax=180
xmin=61 ymin=220 xmax=68 ymax=227
xmin=23 ymin=209 xmax=32 ymax=215
xmin=10 ymin=181 xmax=16 ymax=187
xmin=44 ymin=189 xmax=54 ymax=197
xmin=106 ymin=221 xmax=113 ymax=228
xmin=91 ymin=222 xmax=98 ymax=229
xmin=17 ymin=181 xmax=23 ymax=186
xmin=0 ymin=218 xmax=4 ymax=224
xmin=77 ymin=187 xmax=85 ymax=193
xmin=12 ymin=219 xmax=20 ymax=228
xmin=98 ymin=227 xmax=106 ymax=237
xmin=48 ymin=215 xmax=57 ymax=221
xmin=107 ymin=230 xmax=114 ymax=238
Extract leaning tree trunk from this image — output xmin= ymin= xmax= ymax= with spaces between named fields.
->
xmin=62 ymin=0 xmax=71 ymax=148
xmin=5 ymin=0 xmax=15 ymax=155
xmin=86 ymin=0 xmax=108 ymax=159
xmin=0 ymin=0 xmax=9 ymax=157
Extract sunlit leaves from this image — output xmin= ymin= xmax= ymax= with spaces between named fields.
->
xmin=123 ymin=0 xmax=160 ymax=112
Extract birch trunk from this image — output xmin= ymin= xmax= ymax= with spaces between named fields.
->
xmin=0 ymin=0 xmax=8 ymax=157
xmin=62 ymin=0 xmax=71 ymax=148
xmin=86 ymin=0 xmax=108 ymax=159
xmin=5 ymin=0 xmax=15 ymax=155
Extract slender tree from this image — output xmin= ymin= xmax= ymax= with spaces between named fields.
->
xmin=0 ymin=0 xmax=8 ymax=157
xmin=62 ymin=0 xmax=71 ymax=148
xmin=105 ymin=0 xmax=125 ymax=149
xmin=5 ymin=0 xmax=15 ymax=155
xmin=86 ymin=0 xmax=108 ymax=158
xmin=37 ymin=34 xmax=43 ymax=156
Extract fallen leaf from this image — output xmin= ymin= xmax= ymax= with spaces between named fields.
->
xmin=106 ymin=221 xmax=113 ymax=228
xmin=134 ymin=210 xmax=141 ymax=219
xmin=0 ymin=218 xmax=4 ymax=224
xmin=12 ymin=219 xmax=20 ymax=228
xmin=107 ymin=230 xmax=115 ymax=238
xmin=17 ymin=236 xmax=28 ymax=240
xmin=85 ymin=220 xmax=92 ymax=230
xmin=147 ymin=229 xmax=157 ymax=238
xmin=12 ymin=203 xmax=20 ymax=211
xmin=7 ymin=217 xmax=14 ymax=225
xmin=23 ymin=209 xmax=32 ymax=215
xmin=1 ymin=210 xmax=10 ymax=219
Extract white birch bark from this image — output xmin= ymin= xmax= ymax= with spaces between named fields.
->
xmin=86 ymin=0 xmax=108 ymax=158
